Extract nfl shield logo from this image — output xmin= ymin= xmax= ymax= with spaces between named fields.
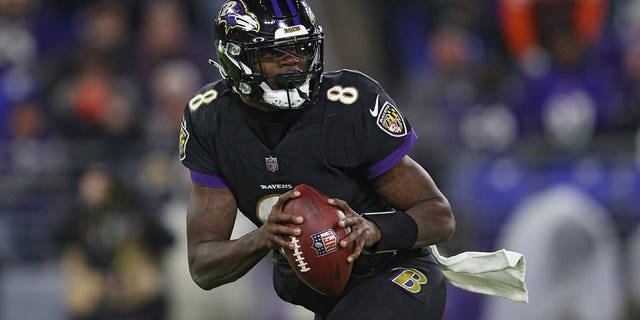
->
xmin=311 ymin=229 xmax=339 ymax=256
xmin=265 ymin=156 xmax=278 ymax=173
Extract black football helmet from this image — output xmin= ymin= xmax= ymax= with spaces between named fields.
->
xmin=212 ymin=0 xmax=324 ymax=109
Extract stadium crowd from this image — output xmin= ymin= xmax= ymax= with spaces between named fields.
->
xmin=0 ymin=0 xmax=639 ymax=319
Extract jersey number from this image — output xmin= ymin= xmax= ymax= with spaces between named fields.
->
xmin=327 ymin=85 xmax=359 ymax=105
xmin=189 ymin=89 xmax=219 ymax=111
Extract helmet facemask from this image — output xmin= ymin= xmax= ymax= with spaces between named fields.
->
xmin=214 ymin=32 xmax=324 ymax=109
xmin=212 ymin=0 xmax=324 ymax=110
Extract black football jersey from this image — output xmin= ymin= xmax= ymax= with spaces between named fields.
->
xmin=179 ymin=70 xmax=417 ymax=227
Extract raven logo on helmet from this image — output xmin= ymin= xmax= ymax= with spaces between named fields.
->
xmin=217 ymin=0 xmax=260 ymax=34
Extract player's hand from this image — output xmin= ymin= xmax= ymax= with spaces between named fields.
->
xmin=257 ymin=190 xmax=304 ymax=250
xmin=328 ymin=198 xmax=381 ymax=263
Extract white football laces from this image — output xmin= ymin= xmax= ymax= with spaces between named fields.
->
xmin=290 ymin=236 xmax=310 ymax=273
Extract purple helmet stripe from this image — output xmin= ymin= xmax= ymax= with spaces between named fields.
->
xmin=285 ymin=0 xmax=301 ymax=24
xmin=271 ymin=0 xmax=284 ymax=17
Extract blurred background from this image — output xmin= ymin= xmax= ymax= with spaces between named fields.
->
xmin=0 ymin=0 xmax=639 ymax=319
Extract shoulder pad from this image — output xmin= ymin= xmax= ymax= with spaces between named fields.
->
xmin=187 ymin=80 xmax=230 ymax=113
xmin=320 ymin=69 xmax=390 ymax=111
xmin=322 ymin=69 xmax=384 ymax=92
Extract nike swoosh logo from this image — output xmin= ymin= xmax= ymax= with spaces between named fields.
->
xmin=369 ymin=95 xmax=380 ymax=117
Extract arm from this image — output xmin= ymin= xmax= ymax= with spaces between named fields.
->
xmin=371 ymin=155 xmax=455 ymax=247
xmin=332 ymin=155 xmax=455 ymax=261
xmin=187 ymin=182 xmax=303 ymax=290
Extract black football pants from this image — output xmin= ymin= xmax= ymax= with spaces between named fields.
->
xmin=273 ymin=249 xmax=446 ymax=320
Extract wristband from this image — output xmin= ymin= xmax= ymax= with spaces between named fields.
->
xmin=363 ymin=210 xmax=418 ymax=252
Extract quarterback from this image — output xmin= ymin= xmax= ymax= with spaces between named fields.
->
xmin=179 ymin=0 xmax=455 ymax=319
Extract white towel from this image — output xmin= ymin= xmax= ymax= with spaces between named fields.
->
xmin=430 ymin=245 xmax=529 ymax=303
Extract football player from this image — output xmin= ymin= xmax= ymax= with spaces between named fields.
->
xmin=179 ymin=0 xmax=455 ymax=319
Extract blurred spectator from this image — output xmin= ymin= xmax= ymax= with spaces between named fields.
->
xmin=457 ymin=52 xmax=521 ymax=155
xmin=135 ymin=58 xmax=203 ymax=207
xmin=77 ymin=1 xmax=133 ymax=72
xmin=134 ymin=0 xmax=207 ymax=84
xmin=0 ymin=0 xmax=39 ymax=121
xmin=39 ymin=1 xmax=145 ymax=177
xmin=41 ymin=1 xmax=136 ymax=99
xmin=512 ymin=1 xmax=621 ymax=155
xmin=630 ymin=223 xmax=640 ymax=318
xmin=145 ymin=59 xmax=202 ymax=153
xmin=385 ymin=1 xmax=492 ymax=84
xmin=400 ymin=23 xmax=484 ymax=178
xmin=636 ymin=128 xmax=640 ymax=169
xmin=483 ymin=185 xmax=624 ymax=320
xmin=56 ymin=164 xmax=174 ymax=320
xmin=498 ymin=0 xmax=607 ymax=78
xmin=308 ymin=0 xmax=387 ymax=83
xmin=615 ymin=0 xmax=640 ymax=133
xmin=46 ymin=53 xmax=144 ymax=171
xmin=0 ymin=100 xmax=69 ymax=262
xmin=0 ymin=99 xmax=70 ymax=320
xmin=135 ymin=151 xmax=189 ymax=208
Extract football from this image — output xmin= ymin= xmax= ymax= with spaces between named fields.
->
xmin=281 ymin=184 xmax=353 ymax=296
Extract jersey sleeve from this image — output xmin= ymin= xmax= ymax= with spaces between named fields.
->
xmin=179 ymin=85 xmax=228 ymax=188
xmin=324 ymin=71 xmax=417 ymax=179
